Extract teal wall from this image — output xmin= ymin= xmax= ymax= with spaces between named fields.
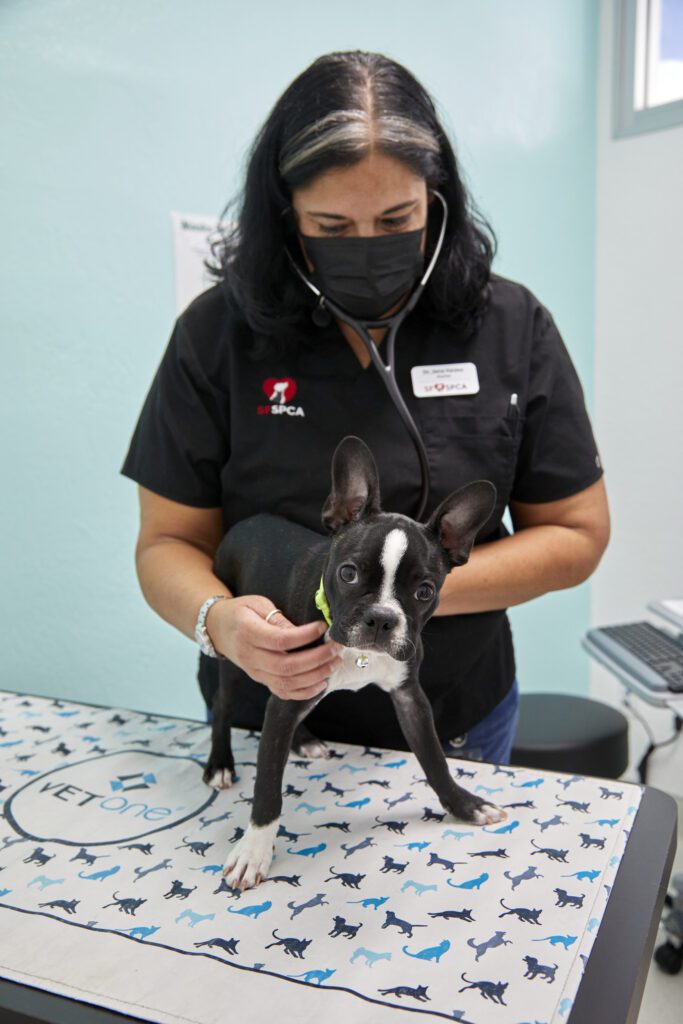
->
xmin=0 ymin=0 xmax=599 ymax=720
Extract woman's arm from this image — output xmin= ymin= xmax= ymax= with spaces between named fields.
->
xmin=133 ymin=486 xmax=339 ymax=699
xmin=134 ymin=487 xmax=230 ymax=641
xmin=432 ymin=477 xmax=610 ymax=616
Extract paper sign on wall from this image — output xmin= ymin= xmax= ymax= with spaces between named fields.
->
xmin=171 ymin=211 xmax=232 ymax=316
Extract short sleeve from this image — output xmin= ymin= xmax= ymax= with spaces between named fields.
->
xmin=511 ymin=305 xmax=603 ymax=503
xmin=120 ymin=317 xmax=230 ymax=507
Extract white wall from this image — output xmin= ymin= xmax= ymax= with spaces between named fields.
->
xmin=593 ymin=0 xmax=683 ymax=795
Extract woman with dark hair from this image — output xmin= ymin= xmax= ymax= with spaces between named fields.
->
xmin=121 ymin=51 xmax=609 ymax=764
xmin=209 ymin=50 xmax=493 ymax=352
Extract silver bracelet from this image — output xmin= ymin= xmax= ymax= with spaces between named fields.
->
xmin=194 ymin=595 xmax=229 ymax=659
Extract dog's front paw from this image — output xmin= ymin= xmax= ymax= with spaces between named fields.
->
xmin=445 ymin=790 xmax=508 ymax=827
xmin=469 ymin=801 xmax=507 ymax=826
xmin=223 ymin=822 xmax=278 ymax=890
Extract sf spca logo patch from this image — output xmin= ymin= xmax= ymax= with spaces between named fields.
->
xmin=5 ymin=750 xmax=216 ymax=847
xmin=257 ymin=377 xmax=305 ymax=417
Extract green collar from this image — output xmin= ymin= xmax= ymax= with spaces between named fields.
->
xmin=314 ymin=575 xmax=332 ymax=626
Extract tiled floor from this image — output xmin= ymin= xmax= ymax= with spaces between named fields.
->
xmin=636 ymin=795 xmax=682 ymax=1022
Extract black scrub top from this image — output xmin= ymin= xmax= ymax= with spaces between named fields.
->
xmin=120 ymin=273 xmax=603 ymax=750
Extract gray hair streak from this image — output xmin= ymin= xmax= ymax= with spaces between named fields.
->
xmin=278 ymin=110 xmax=440 ymax=180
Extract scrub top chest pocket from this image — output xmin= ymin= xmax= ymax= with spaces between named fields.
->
xmin=417 ymin=400 xmax=523 ymax=526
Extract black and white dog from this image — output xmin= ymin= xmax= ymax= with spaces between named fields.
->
xmin=204 ymin=436 xmax=506 ymax=889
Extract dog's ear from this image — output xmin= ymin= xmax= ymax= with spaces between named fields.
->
xmin=425 ymin=480 xmax=496 ymax=566
xmin=322 ymin=436 xmax=382 ymax=533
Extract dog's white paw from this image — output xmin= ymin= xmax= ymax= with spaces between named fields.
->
xmin=295 ymin=738 xmax=329 ymax=759
xmin=472 ymin=802 xmax=507 ymax=826
xmin=223 ymin=822 xmax=278 ymax=890
xmin=208 ymin=768 xmax=235 ymax=790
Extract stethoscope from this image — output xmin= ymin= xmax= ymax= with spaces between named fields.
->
xmin=286 ymin=189 xmax=449 ymax=522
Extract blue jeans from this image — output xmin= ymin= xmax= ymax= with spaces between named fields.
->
xmin=441 ymin=679 xmax=520 ymax=765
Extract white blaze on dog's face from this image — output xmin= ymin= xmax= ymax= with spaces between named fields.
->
xmin=378 ymin=527 xmax=409 ymax=622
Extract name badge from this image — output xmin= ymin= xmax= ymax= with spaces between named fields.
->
xmin=410 ymin=362 xmax=480 ymax=398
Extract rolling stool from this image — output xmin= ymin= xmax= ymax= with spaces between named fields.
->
xmin=510 ymin=693 xmax=629 ymax=778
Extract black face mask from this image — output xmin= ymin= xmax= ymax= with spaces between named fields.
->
xmin=301 ymin=228 xmax=424 ymax=320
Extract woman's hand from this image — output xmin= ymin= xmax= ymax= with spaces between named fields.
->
xmin=205 ymin=595 xmax=342 ymax=701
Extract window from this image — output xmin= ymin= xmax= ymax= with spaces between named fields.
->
xmin=614 ymin=0 xmax=683 ymax=136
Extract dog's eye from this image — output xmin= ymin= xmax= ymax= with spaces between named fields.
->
xmin=339 ymin=564 xmax=358 ymax=584
xmin=415 ymin=582 xmax=435 ymax=602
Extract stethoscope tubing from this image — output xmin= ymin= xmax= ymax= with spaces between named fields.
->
xmin=314 ymin=291 xmax=432 ymax=521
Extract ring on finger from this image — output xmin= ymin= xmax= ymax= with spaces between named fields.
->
xmin=265 ymin=608 xmax=282 ymax=624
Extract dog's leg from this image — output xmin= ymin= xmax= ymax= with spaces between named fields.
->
xmin=202 ymin=661 xmax=237 ymax=790
xmin=223 ymin=694 xmax=322 ymax=890
xmin=390 ymin=680 xmax=506 ymax=826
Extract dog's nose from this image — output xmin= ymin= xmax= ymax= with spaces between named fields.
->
xmin=362 ymin=605 xmax=399 ymax=639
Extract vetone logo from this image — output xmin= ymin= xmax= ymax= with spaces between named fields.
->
xmin=257 ymin=377 xmax=305 ymax=417
xmin=110 ymin=771 xmax=157 ymax=793
xmin=5 ymin=750 xmax=216 ymax=847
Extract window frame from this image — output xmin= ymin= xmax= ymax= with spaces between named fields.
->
xmin=614 ymin=0 xmax=683 ymax=137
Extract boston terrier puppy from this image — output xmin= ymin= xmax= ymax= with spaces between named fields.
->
xmin=204 ymin=435 xmax=506 ymax=889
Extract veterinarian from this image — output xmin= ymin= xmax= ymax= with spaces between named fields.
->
xmin=121 ymin=51 xmax=610 ymax=764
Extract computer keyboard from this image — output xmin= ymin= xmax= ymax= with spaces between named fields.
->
xmin=586 ymin=621 xmax=683 ymax=693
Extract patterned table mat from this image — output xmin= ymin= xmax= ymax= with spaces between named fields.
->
xmin=0 ymin=688 xmax=642 ymax=1023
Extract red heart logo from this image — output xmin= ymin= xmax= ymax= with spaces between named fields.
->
xmin=263 ymin=377 xmax=297 ymax=403
xmin=435 ymin=382 xmax=445 ymax=392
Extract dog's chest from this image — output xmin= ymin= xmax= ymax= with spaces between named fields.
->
xmin=325 ymin=643 xmax=409 ymax=694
